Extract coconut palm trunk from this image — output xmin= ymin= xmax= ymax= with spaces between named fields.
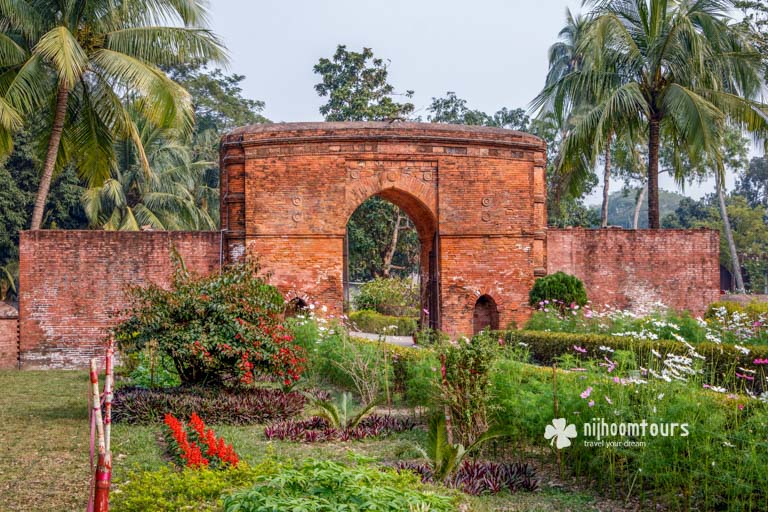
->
xmin=647 ymin=117 xmax=661 ymax=229
xmin=600 ymin=142 xmax=611 ymax=228
xmin=717 ymin=174 xmax=745 ymax=292
xmin=30 ymin=82 xmax=69 ymax=230
xmin=633 ymin=184 xmax=647 ymax=229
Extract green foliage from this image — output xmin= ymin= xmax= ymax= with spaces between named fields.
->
xmin=0 ymin=0 xmax=227 ymax=230
xmin=349 ymin=310 xmax=418 ymax=336
xmin=114 ymin=255 xmax=304 ymax=386
xmin=112 ymin=462 xmax=280 ymax=512
xmin=313 ymin=45 xmax=415 ymax=122
xmin=347 ymin=196 xmax=420 ymax=281
xmin=127 ymin=345 xmax=181 ymax=388
xmin=305 ymin=391 xmax=379 ymax=429
xmin=438 ymin=332 xmax=498 ymax=446
xmin=222 ymin=458 xmax=456 ymax=512
xmin=427 ymin=92 xmax=529 ymax=130
xmin=528 ymin=272 xmax=587 ymax=309
xmin=354 ymin=277 xmax=419 ymax=316
xmin=736 ymin=156 xmax=768 ymax=209
xmin=503 ymin=330 xmax=768 ymax=392
xmin=535 ymin=0 xmax=768 ymax=228
xmin=490 ymin=355 xmax=768 ymax=511
xmin=422 ymin=414 xmax=510 ymax=483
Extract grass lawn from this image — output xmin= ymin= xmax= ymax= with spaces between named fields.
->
xmin=0 ymin=370 xmax=629 ymax=512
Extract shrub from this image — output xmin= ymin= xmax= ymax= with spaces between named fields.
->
xmin=395 ymin=460 xmax=538 ymax=496
xmin=438 ymin=332 xmax=498 ymax=446
xmin=164 ymin=413 xmax=239 ymax=468
xmin=263 ymin=414 xmax=416 ymax=442
xmin=354 ymin=277 xmax=419 ymax=316
xmin=528 ymin=271 xmax=587 ymax=309
xmin=114 ymin=255 xmax=305 ymax=387
xmin=349 ymin=310 xmax=419 ymax=336
xmin=112 ymin=386 xmax=307 ymax=425
xmin=111 ymin=462 xmax=281 ymax=512
xmin=221 ymin=459 xmax=456 ymax=512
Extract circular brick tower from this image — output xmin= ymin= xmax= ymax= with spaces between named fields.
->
xmin=220 ymin=122 xmax=547 ymax=336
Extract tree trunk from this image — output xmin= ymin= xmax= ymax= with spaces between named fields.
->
xmin=717 ymin=174 xmax=745 ymax=293
xmin=633 ymin=183 xmax=647 ymax=230
xmin=647 ymin=117 xmax=661 ymax=229
xmin=601 ymin=140 xmax=612 ymax=228
xmin=382 ymin=212 xmax=402 ymax=277
xmin=30 ymin=82 xmax=69 ymax=230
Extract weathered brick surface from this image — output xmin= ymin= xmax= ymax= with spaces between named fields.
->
xmin=14 ymin=123 xmax=722 ymax=368
xmin=18 ymin=231 xmax=221 ymax=369
xmin=546 ymin=228 xmax=720 ymax=315
xmin=0 ymin=303 xmax=18 ymax=369
xmin=221 ymin=122 xmax=549 ymax=336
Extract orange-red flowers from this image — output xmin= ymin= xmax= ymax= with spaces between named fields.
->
xmin=164 ymin=413 xmax=239 ymax=469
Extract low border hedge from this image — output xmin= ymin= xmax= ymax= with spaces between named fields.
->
xmin=348 ymin=310 xmax=419 ymax=336
xmin=503 ymin=330 xmax=768 ymax=393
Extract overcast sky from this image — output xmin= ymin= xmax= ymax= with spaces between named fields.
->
xmin=210 ymin=0 xmax=761 ymax=204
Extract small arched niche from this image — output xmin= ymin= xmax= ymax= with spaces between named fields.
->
xmin=285 ymin=297 xmax=308 ymax=317
xmin=473 ymin=295 xmax=499 ymax=334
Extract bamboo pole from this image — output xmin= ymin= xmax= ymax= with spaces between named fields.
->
xmin=90 ymin=357 xmax=111 ymax=512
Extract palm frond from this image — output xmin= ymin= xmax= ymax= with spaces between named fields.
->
xmin=33 ymin=26 xmax=87 ymax=87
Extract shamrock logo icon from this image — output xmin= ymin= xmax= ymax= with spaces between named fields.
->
xmin=544 ymin=418 xmax=577 ymax=449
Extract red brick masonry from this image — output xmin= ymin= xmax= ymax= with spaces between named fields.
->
xmin=0 ymin=302 xmax=18 ymax=368
xmin=13 ymin=123 xmax=720 ymax=369
xmin=547 ymin=228 xmax=720 ymax=315
xmin=18 ymin=231 xmax=221 ymax=369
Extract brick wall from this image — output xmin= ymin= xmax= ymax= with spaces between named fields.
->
xmin=546 ymin=228 xmax=720 ymax=315
xmin=18 ymin=231 xmax=221 ymax=369
xmin=0 ymin=303 xmax=18 ymax=369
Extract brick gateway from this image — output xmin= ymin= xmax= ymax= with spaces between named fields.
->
xmin=14 ymin=122 xmax=720 ymax=369
xmin=219 ymin=122 xmax=549 ymax=335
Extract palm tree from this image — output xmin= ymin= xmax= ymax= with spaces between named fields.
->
xmin=0 ymin=0 xmax=226 ymax=230
xmin=83 ymin=113 xmax=217 ymax=231
xmin=538 ymin=0 xmax=768 ymax=229
xmin=537 ymin=8 xmax=632 ymax=228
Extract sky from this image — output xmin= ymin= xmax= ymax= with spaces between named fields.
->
xmin=209 ymin=0 xmax=761 ymax=204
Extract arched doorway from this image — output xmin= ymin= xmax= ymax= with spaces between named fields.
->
xmin=344 ymin=189 xmax=439 ymax=330
xmin=473 ymin=295 xmax=499 ymax=334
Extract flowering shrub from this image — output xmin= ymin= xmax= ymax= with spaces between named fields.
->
xmin=114 ymin=255 xmax=306 ymax=386
xmin=491 ymin=343 xmax=768 ymax=511
xmin=164 ymin=413 xmax=239 ymax=469
xmin=526 ymin=302 xmax=768 ymax=346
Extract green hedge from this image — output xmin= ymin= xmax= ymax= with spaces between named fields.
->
xmin=503 ymin=330 xmax=768 ymax=392
xmin=348 ymin=310 xmax=419 ymax=336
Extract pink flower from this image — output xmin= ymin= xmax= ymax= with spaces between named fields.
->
xmin=573 ymin=345 xmax=587 ymax=354
xmin=736 ymin=372 xmax=755 ymax=381
xmin=738 ymin=404 xmax=745 ymax=411
xmin=605 ymin=396 xmax=613 ymax=405
xmin=580 ymin=387 xmax=593 ymax=399
xmin=588 ymin=400 xmax=595 ymax=407
xmin=754 ymin=358 xmax=768 ymax=365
